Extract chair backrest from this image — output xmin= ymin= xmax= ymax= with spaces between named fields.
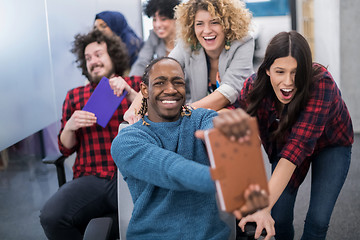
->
xmin=117 ymin=122 xmax=134 ymax=240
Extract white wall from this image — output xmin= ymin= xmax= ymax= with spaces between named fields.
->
xmin=313 ymin=0 xmax=340 ymax=86
xmin=339 ymin=0 xmax=360 ymax=132
xmin=0 ymin=0 xmax=142 ymax=151
xmin=252 ymin=15 xmax=292 ymax=59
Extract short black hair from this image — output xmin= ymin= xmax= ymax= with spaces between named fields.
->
xmin=143 ymin=0 xmax=181 ymax=19
xmin=142 ymin=56 xmax=184 ymax=86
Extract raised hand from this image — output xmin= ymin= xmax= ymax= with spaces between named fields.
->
xmin=212 ymin=108 xmax=251 ymax=143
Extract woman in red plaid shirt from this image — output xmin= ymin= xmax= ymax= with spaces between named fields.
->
xmin=235 ymin=31 xmax=353 ymax=240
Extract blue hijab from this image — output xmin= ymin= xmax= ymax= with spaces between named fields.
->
xmin=95 ymin=11 xmax=144 ymax=66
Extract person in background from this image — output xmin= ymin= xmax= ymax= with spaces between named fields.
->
xmin=111 ymin=56 xmax=274 ymax=240
xmin=169 ymin=0 xmax=254 ymax=110
xmin=236 ymin=31 xmax=353 ymax=240
xmin=123 ymin=0 xmax=255 ymax=124
xmin=129 ymin=0 xmax=180 ymax=77
xmin=39 ymin=29 xmax=141 ymax=240
xmin=95 ymin=11 xmax=144 ymax=67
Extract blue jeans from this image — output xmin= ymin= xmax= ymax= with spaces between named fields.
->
xmin=271 ymin=146 xmax=351 ymax=240
xmin=40 ymin=174 xmax=118 ymax=240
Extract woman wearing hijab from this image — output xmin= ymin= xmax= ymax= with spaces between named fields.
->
xmin=95 ymin=11 xmax=144 ymax=67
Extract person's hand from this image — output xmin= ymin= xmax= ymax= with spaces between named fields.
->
xmin=233 ymin=184 xmax=269 ymax=220
xmin=212 ymin=108 xmax=251 ymax=143
xmin=64 ymin=110 xmax=97 ymax=131
xmin=123 ymin=108 xmax=141 ymax=124
xmin=109 ymin=76 xmax=132 ymax=97
xmin=238 ymin=208 xmax=275 ymax=240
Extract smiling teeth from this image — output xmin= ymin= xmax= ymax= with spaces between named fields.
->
xmin=162 ymin=100 xmax=176 ymax=104
xmin=282 ymin=89 xmax=293 ymax=92
xmin=204 ymin=36 xmax=215 ymax=40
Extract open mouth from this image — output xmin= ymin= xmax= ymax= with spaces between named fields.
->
xmin=159 ymin=99 xmax=182 ymax=109
xmin=203 ymin=36 xmax=216 ymax=42
xmin=156 ymin=29 xmax=165 ymax=35
xmin=280 ymin=89 xmax=294 ymax=99
xmin=162 ymin=100 xmax=177 ymax=104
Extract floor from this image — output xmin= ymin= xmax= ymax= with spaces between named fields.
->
xmin=0 ymin=133 xmax=359 ymax=240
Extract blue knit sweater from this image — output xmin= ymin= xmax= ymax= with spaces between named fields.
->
xmin=111 ymin=108 xmax=231 ymax=240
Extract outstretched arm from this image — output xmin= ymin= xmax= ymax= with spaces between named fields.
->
xmin=238 ymin=158 xmax=295 ymax=239
xmin=196 ymin=108 xmax=276 ymax=239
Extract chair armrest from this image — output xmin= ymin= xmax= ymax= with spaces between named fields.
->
xmin=42 ymin=154 xmax=68 ymax=187
xmin=83 ymin=217 xmax=113 ymax=240
xmin=42 ymin=154 xmax=67 ymax=166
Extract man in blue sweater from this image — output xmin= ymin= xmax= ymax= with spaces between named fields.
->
xmin=111 ymin=57 xmax=272 ymax=240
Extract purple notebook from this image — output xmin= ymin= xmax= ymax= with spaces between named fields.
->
xmin=83 ymin=77 xmax=127 ymax=128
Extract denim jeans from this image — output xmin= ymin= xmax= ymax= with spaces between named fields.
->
xmin=271 ymin=146 xmax=351 ymax=240
xmin=40 ymin=174 xmax=118 ymax=240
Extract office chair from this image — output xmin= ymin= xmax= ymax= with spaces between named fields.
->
xmin=116 ymin=122 xmax=134 ymax=240
xmin=42 ymin=152 xmax=117 ymax=240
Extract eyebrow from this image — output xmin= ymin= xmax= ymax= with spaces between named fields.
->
xmin=273 ymin=67 xmax=297 ymax=71
xmin=153 ymin=76 xmax=184 ymax=81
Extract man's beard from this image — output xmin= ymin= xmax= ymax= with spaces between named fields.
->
xmin=88 ymin=68 xmax=115 ymax=84
xmin=89 ymin=75 xmax=104 ymax=84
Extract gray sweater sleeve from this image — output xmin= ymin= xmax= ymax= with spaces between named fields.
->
xmin=216 ymin=35 xmax=255 ymax=104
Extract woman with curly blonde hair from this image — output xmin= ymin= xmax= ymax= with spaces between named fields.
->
xmin=169 ymin=0 xmax=254 ymax=110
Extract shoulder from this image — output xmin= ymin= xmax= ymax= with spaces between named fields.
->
xmin=312 ymin=63 xmax=336 ymax=89
xmin=241 ymin=73 xmax=257 ymax=94
xmin=145 ymin=30 xmax=161 ymax=45
xmin=246 ymin=73 xmax=257 ymax=83
xmin=231 ymin=35 xmax=254 ymax=48
xmin=124 ymin=75 xmax=142 ymax=84
xmin=222 ymin=35 xmax=254 ymax=59
xmin=191 ymin=108 xmax=218 ymax=121
xmin=170 ymin=40 xmax=192 ymax=57
xmin=116 ymin=121 xmax=150 ymax=142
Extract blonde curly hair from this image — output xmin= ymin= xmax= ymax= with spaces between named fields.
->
xmin=174 ymin=0 xmax=252 ymax=50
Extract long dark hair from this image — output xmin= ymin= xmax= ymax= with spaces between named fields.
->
xmin=247 ymin=31 xmax=319 ymax=140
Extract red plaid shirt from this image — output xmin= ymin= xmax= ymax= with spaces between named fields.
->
xmin=58 ymin=76 xmax=141 ymax=180
xmin=239 ymin=64 xmax=353 ymax=189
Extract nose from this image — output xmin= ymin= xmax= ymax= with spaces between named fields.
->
xmin=163 ymin=82 xmax=177 ymax=94
xmin=88 ymin=56 xmax=99 ymax=66
xmin=284 ymin=73 xmax=294 ymax=86
xmin=153 ymin=19 xmax=161 ymax=29
xmin=203 ymin=23 xmax=212 ymax=34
